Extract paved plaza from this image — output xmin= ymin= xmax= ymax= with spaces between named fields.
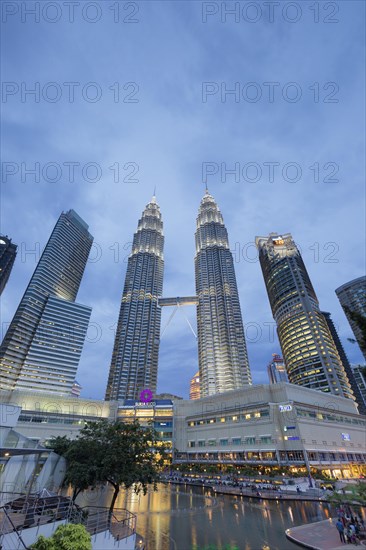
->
xmin=286 ymin=518 xmax=366 ymax=550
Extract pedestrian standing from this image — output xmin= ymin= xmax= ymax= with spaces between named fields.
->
xmin=336 ymin=519 xmax=346 ymax=543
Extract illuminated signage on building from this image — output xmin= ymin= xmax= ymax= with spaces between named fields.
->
xmin=279 ymin=404 xmax=292 ymax=412
xmin=341 ymin=433 xmax=350 ymax=441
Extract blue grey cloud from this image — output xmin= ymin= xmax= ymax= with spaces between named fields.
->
xmin=2 ymin=1 xmax=365 ymax=399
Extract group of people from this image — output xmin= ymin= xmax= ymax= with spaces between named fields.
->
xmin=335 ymin=508 xmax=364 ymax=545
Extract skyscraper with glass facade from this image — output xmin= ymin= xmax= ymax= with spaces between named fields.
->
xmin=0 ymin=210 xmax=93 ymax=394
xmin=195 ymin=191 xmax=251 ymax=397
xmin=105 ymin=196 xmax=164 ymax=401
xmin=322 ymin=311 xmax=365 ymax=414
xmin=256 ymin=233 xmax=353 ymax=400
xmin=352 ymin=365 xmax=366 ymax=413
xmin=0 ymin=236 xmax=17 ymax=295
xmin=336 ymin=276 xmax=366 ymax=360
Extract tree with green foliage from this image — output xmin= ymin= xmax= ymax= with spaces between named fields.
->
xmin=82 ymin=419 xmax=165 ymax=512
xmin=48 ymin=419 xmax=165 ymax=513
xmin=46 ymin=435 xmax=100 ymax=502
xmin=29 ymin=524 xmax=91 ymax=550
xmin=328 ymin=482 xmax=366 ymax=507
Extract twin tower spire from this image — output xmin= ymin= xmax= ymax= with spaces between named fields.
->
xmin=105 ymin=193 xmax=252 ymax=401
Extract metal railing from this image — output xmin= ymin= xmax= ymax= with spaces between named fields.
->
xmin=1 ymin=498 xmax=137 ymax=547
xmin=77 ymin=506 xmax=136 ymax=541
xmin=0 ymin=506 xmax=28 ymax=549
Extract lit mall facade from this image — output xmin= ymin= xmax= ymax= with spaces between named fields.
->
xmin=2 ymin=383 xmax=366 ymax=479
xmin=173 ymin=383 xmax=366 ymax=479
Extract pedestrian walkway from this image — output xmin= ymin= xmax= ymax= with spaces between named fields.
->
xmin=286 ymin=518 xmax=366 ymax=550
xmin=213 ymin=485 xmax=327 ymax=502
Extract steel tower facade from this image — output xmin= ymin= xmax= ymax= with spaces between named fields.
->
xmin=336 ymin=276 xmax=366 ymax=360
xmin=105 ymin=196 xmax=164 ymax=400
xmin=195 ymin=191 xmax=251 ymax=397
xmin=256 ymin=233 xmax=354 ymax=400
xmin=0 ymin=210 xmax=93 ymax=394
xmin=0 ymin=236 xmax=17 ymax=295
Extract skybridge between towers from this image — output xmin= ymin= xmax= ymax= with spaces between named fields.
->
xmin=159 ymin=296 xmax=198 ymax=307
xmin=158 ymin=296 xmax=198 ymax=339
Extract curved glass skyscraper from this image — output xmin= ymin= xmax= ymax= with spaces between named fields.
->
xmin=0 ymin=210 xmax=93 ymax=394
xmin=105 ymin=196 xmax=164 ymax=400
xmin=256 ymin=233 xmax=354 ymax=400
xmin=336 ymin=276 xmax=366 ymax=361
xmin=195 ymin=191 xmax=251 ymax=397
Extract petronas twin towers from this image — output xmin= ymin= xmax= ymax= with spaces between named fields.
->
xmin=105 ymin=197 xmax=164 ymax=401
xmin=105 ymin=191 xmax=252 ymax=401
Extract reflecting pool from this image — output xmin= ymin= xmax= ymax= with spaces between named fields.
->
xmin=74 ymin=483 xmax=334 ymax=550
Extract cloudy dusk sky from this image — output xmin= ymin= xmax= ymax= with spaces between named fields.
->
xmin=1 ymin=1 xmax=365 ymax=399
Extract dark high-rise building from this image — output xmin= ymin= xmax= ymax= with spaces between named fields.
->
xmin=336 ymin=276 xmax=366 ymax=360
xmin=256 ymin=233 xmax=353 ymax=400
xmin=0 ymin=236 xmax=17 ymax=295
xmin=352 ymin=365 xmax=366 ymax=413
xmin=0 ymin=210 xmax=93 ymax=394
xmin=195 ymin=191 xmax=251 ymax=397
xmin=267 ymin=353 xmax=288 ymax=384
xmin=322 ymin=311 xmax=365 ymax=414
xmin=105 ymin=196 xmax=164 ymax=401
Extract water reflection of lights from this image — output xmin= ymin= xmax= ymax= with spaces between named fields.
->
xmin=207 ymin=506 xmax=213 ymax=523
xmin=71 ymin=485 xmax=334 ymax=550
xmin=263 ymin=506 xmax=272 ymax=525
xmin=288 ymin=506 xmax=294 ymax=522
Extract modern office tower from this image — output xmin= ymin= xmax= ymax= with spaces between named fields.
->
xmin=195 ymin=191 xmax=251 ymax=397
xmin=189 ymin=371 xmax=201 ymax=400
xmin=0 ymin=210 xmax=93 ymax=394
xmin=322 ymin=311 xmax=365 ymax=414
xmin=267 ymin=353 xmax=288 ymax=384
xmin=0 ymin=236 xmax=17 ymax=295
xmin=256 ymin=233 xmax=353 ymax=400
xmin=336 ymin=276 xmax=366 ymax=360
xmin=105 ymin=196 xmax=164 ymax=401
xmin=352 ymin=365 xmax=366 ymax=412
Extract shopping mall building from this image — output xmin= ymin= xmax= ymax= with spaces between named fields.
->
xmin=1 ymin=382 xmax=365 ymax=479
xmin=173 ymin=383 xmax=366 ymax=479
